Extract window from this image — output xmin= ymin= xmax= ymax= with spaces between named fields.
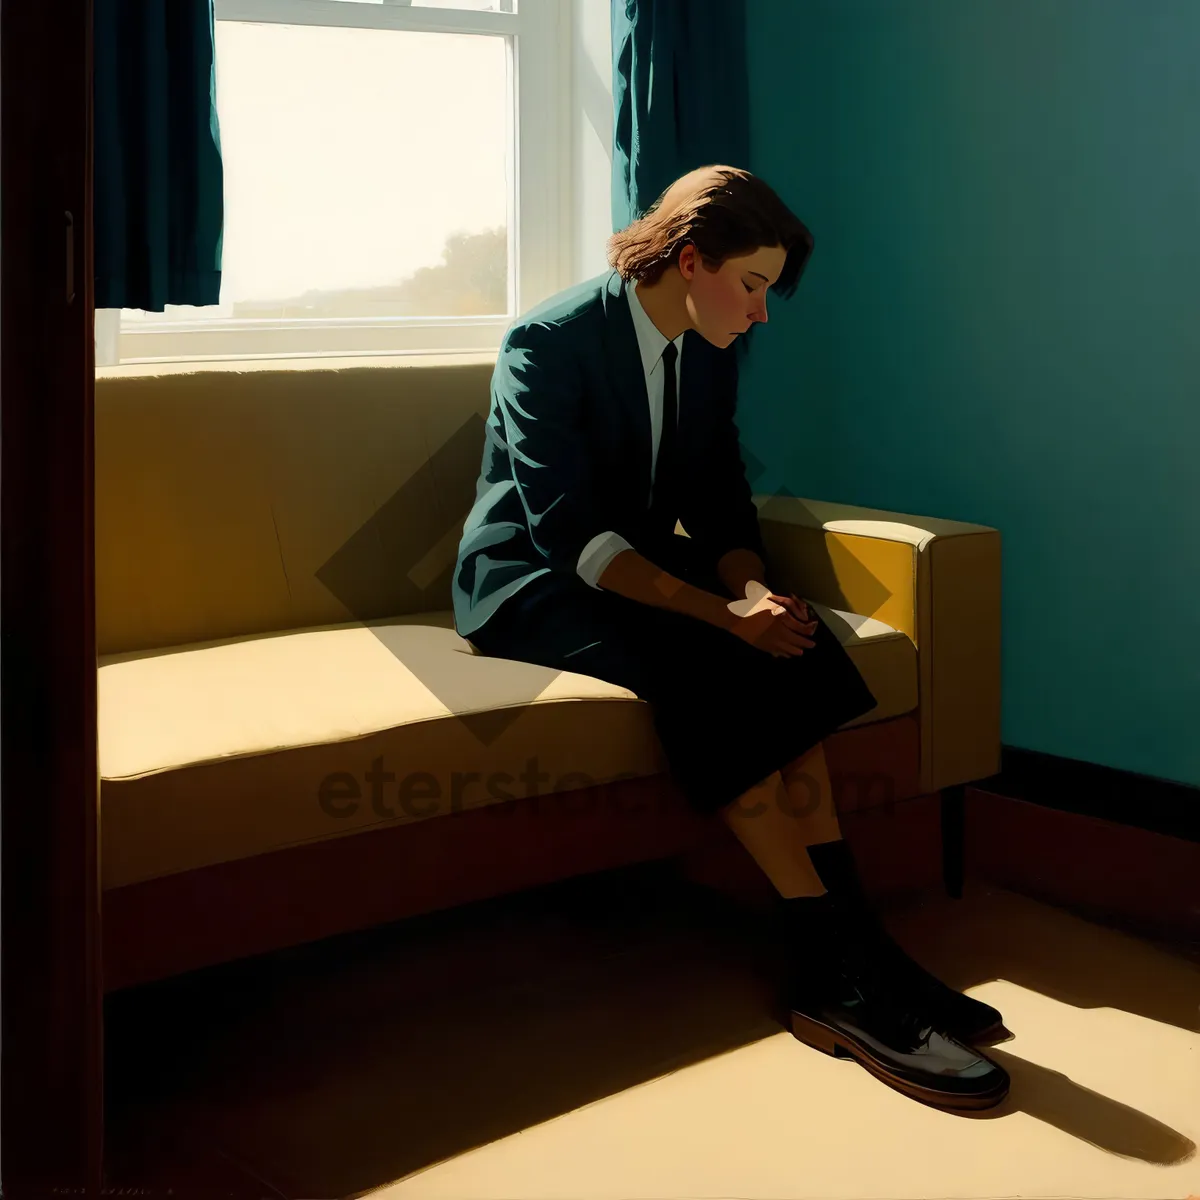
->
xmin=96 ymin=0 xmax=571 ymax=365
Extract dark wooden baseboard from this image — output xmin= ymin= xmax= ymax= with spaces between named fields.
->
xmin=975 ymin=745 xmax=1198 ymax=844
xmin=966 ymin=787 xmax=1200 ymax=948
xmin=962 ymin=744 xmax=1198 ymax=947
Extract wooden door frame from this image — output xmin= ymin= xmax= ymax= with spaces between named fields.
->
xmin=1 ymin=0 xmax=103 ymax=1194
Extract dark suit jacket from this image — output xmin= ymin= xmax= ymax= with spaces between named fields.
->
xmin=452 ymin=266 xmax=767 ymax=639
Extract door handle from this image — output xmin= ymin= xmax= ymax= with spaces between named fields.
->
xmin=65 ymin=210 xmax=75 ymax=305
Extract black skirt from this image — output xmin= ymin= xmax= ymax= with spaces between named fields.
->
xmin=469 ymin=535 xmax=879 ymax=816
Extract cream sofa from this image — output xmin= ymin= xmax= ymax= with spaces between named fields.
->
xmin=95 ymin=354 xmax=1002 ymax=993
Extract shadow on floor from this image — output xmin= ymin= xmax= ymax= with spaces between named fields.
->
xmin=103 ymin=859 xmax=1199 ymax=1199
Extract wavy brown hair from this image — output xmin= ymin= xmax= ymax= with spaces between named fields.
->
xmin=605 ymin=164 xmax=814 ymax=301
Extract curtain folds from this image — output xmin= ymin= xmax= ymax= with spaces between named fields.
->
xmin=610 ymin=0 xmax=750 ymax=233
xmin=94 ymin=0 xmax=224 ymax=311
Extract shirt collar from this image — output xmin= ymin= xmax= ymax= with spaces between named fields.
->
xmin=627 ymin=277 xmax=685 ymax=378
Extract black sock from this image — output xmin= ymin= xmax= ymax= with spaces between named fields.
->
xmin=775 ymin=889 xmax=849 ymax=967
xmin=806 ymin=837 xmax=870 ymax=911
xmin=775 ymin=840 xmax=877 ymax=967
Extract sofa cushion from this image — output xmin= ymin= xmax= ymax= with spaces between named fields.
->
xmin=95 ymin=358 xmax=498 ymax=657
xmin=98 ymin=605 xmax=915 ymax=891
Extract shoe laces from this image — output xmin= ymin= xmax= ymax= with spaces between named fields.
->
xmin=783 ymin=893 xmax=938 ymax=1053
xmin=837 ymin=937 xmax=937 ymax=1053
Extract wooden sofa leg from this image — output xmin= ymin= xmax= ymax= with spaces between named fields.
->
xmin=941 ymin=783 xmax=966 ymax=900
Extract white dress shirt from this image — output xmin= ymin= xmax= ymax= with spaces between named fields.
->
xmin=575 ymin=279 xmax=686 ymax=589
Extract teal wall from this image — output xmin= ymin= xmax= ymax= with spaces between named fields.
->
xmin=744 ymin=0 xmax=1198 ymax=788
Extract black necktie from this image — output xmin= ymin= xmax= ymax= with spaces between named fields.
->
xmin=654 ymin=341 xmax=679 ymax=503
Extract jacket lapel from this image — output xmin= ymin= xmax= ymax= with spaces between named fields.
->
xmin=601 ymin=268 xmax=711 ymax=499
xmin=602 ymin=269 xmax=654 ymax=504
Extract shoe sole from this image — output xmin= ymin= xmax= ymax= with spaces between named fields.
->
xmin=789 ymin=1008 xmax=1009 ymax=1112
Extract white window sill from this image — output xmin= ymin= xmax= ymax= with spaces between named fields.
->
xmin=94 ymin=350 xmax=500 ymax=380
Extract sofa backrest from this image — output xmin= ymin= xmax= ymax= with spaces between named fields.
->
xmin=95 ymin=356 xmax=495 ymax=656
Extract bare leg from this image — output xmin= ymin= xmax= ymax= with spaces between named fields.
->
xmin=716 ymin=740 xmax=1008 ymax=1050
xmin=716 ymin=741 xmax=841 ymax=899
xmin=778 ymin=740 xmax=844 ymax=847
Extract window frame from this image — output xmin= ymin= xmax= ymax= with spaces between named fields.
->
xmin=99 ymin=0 xmax=572 ymax=366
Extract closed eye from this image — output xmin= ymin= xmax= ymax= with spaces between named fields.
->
xmin=744 ymin=283 xmax=755 ymax=293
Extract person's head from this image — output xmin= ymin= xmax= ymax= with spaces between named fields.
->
xmin=605 ymin=164 xmax=814 ymax=350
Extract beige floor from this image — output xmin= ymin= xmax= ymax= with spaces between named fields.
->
xmin=106 ymin=861 xmax=1200 ymax=1200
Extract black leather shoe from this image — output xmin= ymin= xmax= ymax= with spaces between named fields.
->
xmin=803 ymin=840 xmax=1008 ymax=1045
xmin=780 ymin=902 xmax=1007 ymax=1045
xmin=848 ymin=908 xmax=1008 ymax=1045
xmin=785 ymin=942 xmax=1010 ymax=1112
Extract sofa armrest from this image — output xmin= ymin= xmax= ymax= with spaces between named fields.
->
xmin=751 ymin=494 xmax=1002 ymax=797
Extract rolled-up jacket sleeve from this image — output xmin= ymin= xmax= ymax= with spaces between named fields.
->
xmin=577 ymin=529 xmax=634 ymax=589
xmin=495 ymin=323 xmax=616 ymax=577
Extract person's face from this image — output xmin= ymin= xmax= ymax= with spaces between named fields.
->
xmin=679 ymin=241 xmax=788 ymax=349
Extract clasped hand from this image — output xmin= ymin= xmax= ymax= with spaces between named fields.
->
xmin=726 ymin=581 xmax=818 ymax=658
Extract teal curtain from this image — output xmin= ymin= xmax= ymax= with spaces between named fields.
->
xmin=94 ymin=0 xmax=224 ymax=311
xmin=610 ymin=0 xmax=750 ymax=234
